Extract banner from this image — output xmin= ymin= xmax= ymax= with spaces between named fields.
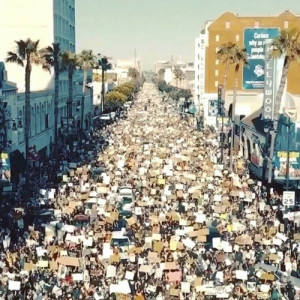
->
xmin=243 ymin=28 xmax=279 ymax=90
xmin=0 ymin=152 xmax=11 ymax=182
xmin=274 ymin=150 xmax=300 ymax=180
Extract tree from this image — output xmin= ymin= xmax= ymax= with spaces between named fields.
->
xmin=178 ymin=89 xmax=192 ymax=100
xmin=60 ymin=51 xmax=78 ymax=118
xmin=115 ymin=85 xmax=132 ymax=100
xmin=98 ymin=56 xmax=112 ymax=112
xmin=267 ymin=29 xmax=300 ymax=183
xmin=173 ymin=67 xmax=184 ymax=88
xmin=128 ymin=67 xmax=139 ymax=79
xmin=6 ymin=39 xmax=50 ymax=185
xmin=228 ymin=44 xmax=248 ymax=171
xmin=78 ymin=49 xmax=96 ymax=93
xmin=40 ymin=43 xmax=60 ymax=148
xmin=217 ymin=42 xmax=237 ymax=106
xmin=106 ymin=91 xmax=127 ymax=102
xmin=158 ymin=68 xmax=165 ymax=80
xmin=78 ymin=50 xmax=96 ymax=129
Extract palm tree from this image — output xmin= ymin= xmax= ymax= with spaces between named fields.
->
xmin=267 ymin=29 xmax=300 ymax=183
xmin=60 ymin=51 xmax=78 ymax=118
xmin=158 ymin=68 xmax=165 ymax=80
xmin=6 ymin=39 xmax=50 ymax=185
xmin=217 ymin=42 xmax=237 ymax=107
xmin=173 ymin=67 xmax=184 ymax=88
xmin=217 ymin=42 xmax=245 ymax=165
xmin=78 ymin=50 xmax=96 ymax=129
xmin=228 ymin=45 xmax=248 ymax=171
xmin=98 ymin=56 xmax=112 ymax=112
xmin=128 ymin=67 xmax=139 ymax=79
xmin=78 ymin=49 xmax=96 ymax=93
xmin=40 ymin=43 xmax=60 ymax=148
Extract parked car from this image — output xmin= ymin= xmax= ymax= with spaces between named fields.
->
xmin=117 ymin=202 xmax=133 ymax=218
xmin=119 ymin=185 xmax=134 ymax=202
xmin=118 ymin=185 xmax=135 ymax=217
xmin=110 ymin=232 xmax=132 ymax=252
xmin=72 ymin=214 xmax=90 ymax=228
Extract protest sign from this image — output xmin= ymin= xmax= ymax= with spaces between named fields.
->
xmin=8 ymin=280 xmax=21 ymax=291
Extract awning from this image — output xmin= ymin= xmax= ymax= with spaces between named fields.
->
xmin=9 ymin=150 xmax=27 ymax=175
xmin=240 ymin=108 xmax=265 ymax=135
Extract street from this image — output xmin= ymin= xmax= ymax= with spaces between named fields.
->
xmin=0 ymin=82 xmax=299 ymax=299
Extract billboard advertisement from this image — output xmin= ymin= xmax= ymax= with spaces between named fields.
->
xmin=243 ymin=28 xmax=279 ymax=90
xmin=0 ymin=152 xmax=11 ymax=182
xmin=274 ymin=150 xmax=300 ymax=180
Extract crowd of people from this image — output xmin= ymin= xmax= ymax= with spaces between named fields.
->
xmin=0 ymin=82 xmax=299 ymax=299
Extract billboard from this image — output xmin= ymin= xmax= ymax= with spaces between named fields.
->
xmin=0 ymin=152 xmax=11 ymax=182
xmin=243 ymin=28 xmax=279 ymax=90
xmin=274 ymin=150 xmax=300 ymax=180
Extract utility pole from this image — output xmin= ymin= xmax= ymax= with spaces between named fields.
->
xmin=284 ymin=118 xmax=291 ymax=191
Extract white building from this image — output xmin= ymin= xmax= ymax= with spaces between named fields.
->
xmin=0 ymin=0 xmax=75 ymax=93
xmin=194 ymin=21 xmax=212 ymax=121
xmin=155 ymin=59 xmax=194 ymax=91
xmin=0 ymin=0 xmax=93 ymax=159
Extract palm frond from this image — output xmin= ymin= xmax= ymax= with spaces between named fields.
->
xmin=15 ymin=40 xmax=27 ymax=60
xmin=6 ymin=51 xmax=24 ymax=66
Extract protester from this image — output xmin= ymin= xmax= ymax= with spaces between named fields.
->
xmin=0 ymin=82 xmax=299 ymax=299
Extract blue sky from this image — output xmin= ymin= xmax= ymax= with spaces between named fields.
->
xmin=76 ymin=0 xmax=300 ymax=70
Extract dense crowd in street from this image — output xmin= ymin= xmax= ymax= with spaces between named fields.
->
xmin=0 ymin=82 xmax=299 ymax=300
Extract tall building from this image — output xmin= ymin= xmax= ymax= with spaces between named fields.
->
xmin=0 ymin=0 xmax=75 ymax=92
xmin=194 ymin=10 xmax=300 ymax=125
xmin=0 ymin=0 xmax=93 ymax=161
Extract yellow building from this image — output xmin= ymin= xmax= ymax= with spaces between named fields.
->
xmin=195 ymin=10 xmax=300 ymax=126
xmin=206 ymin=10 xmax=300 ymax=94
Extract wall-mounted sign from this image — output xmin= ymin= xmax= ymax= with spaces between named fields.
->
xmin=243 ymin=28 xmax=279 ymax=90
xmin=251 ymin=153 xmax=260 ymax=167
xmin=208 ymin=100 xmax=218 ymax=116
xmin=262 ymin=40 xmax=276 ymax=120
xmin=0 ymin=152 xmax=11 ymax=182
xmin=274 ymin=150 xmax=300 ymax=180
xmin=282 ymin=191 xmax=295 ymax=207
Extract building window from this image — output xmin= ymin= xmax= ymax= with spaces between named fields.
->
xmin=284 ymin=21 xmax=289 ymax=29
xmin=215 ymin=47 xmax=219 ymax=53
xmin=215 ymin=70 xmax=219 ymax=76
xmin=215 ymin=35 xmax=219 ymax=42
xmin=225 ymin=21 xmax=230 ymax=29
xmin=45 ymin=114 xmax=49 ymax=129
xmin=215 ymin=81 xmax=218 ymax=88
xmin=235 ymin=34 xmax=240 ymax=42
xmin=254 ymin=21 xmax=260 ymax=28
xmin=215 ymin=59 xmax=219 ymax=65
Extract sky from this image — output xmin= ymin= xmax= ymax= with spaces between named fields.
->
xmin=75 ymin=0 xmax=300 ymax=71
